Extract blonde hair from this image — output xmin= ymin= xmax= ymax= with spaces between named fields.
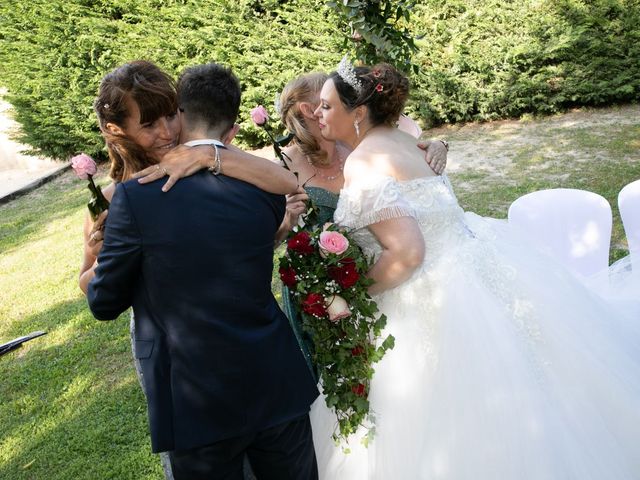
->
xmin=279 ymin=72 xmax=329 ymax=166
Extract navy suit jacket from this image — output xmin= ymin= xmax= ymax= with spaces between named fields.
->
xmin=88 ymin=170 xmax=318 ymax=453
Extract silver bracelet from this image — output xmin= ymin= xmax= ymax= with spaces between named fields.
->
xmin=439 ymin=139 xmax=449 ymax=151
xmin=207 ymin=144 xmax=222 ymax=175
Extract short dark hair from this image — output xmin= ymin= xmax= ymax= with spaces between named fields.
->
xmin=177 ymin=63 xmax=241 ymax=133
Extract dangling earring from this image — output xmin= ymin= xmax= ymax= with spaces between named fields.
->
xmin=354 ymin=120 xmax=360 ymax=138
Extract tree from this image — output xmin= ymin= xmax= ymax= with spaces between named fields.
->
xmin=326 ymin=0 xmax=418 ymax=72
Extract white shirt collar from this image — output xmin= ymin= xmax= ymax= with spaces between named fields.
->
xmin=184 ymin=138 xmax=225 ymax=147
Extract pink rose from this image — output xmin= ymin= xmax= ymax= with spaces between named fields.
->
xmin=71 ymin=153 xmax=97 ymax=180
xmin=318 ymin=230 xmax=349 ymax=257
xmin=250 ymin=105 xmax=269 ymax=126
xmin=326 ymin=295 xmax=351 ymax=322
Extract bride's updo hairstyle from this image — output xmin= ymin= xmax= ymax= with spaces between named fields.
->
xmin=279 ymin=72 xmax=330 ymax=166
xmin=330 ymin=62 xmax=409 ymax=127
xmin=94 ymin=60 xmax=178 ymax=182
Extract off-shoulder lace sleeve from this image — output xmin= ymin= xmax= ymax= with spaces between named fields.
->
xmin=335 ymin=176 xmax=415 ymax=230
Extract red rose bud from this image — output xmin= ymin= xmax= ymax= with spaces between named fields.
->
xmin=279 ymin=267 xmax=297 ymax=287
xmin=351 ymin=346 xmax=364 ymax=356
xmin=328 ymin=260 xmax=360 ymax=288
xmin=352 ymin=383 xmax=366 ymax=397
xmin=302 ymin=293 xmax=327 ymax=317
xmin=287 ymin=231 xmax=315 ymax=255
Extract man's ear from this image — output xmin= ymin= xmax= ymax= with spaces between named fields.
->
xmin=299 ymin=102 xmax=317 ymax=119
xmin=221 ymin=123 xmax=240 ymax=145
xmin=104 ymin=122 xmax=124 ymax=136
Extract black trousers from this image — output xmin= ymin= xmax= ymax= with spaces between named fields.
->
xmin=169 ymin=414 xmax=318 ymax=480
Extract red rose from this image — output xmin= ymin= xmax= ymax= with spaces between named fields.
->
xmin=302 ymin=293 xmax=327 ymax=317
xmin=287 ymin=231 xmax=314 ymax=255
xmin=351 ymin=346 xmax=364 ymax=356
xmin=279 ymin=267 xmax=297 ymax=288
xmin=328 ymin=258 xmax=360 ymax=288
xmin=351 ymin=383 xmax=366 ymax=397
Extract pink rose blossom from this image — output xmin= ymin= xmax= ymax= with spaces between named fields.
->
xmin=250 ymin=105 xmax=269 ymax=126
xmin=71 ymin=153 xmax=97 ymax=180
xmin=318 ymin=230 xmax=349 ymax=257
xmin=326 ymin=295 xmax=351 ymax=322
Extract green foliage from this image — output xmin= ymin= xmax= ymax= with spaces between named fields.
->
xmin=279 ymin=222 xmax=394 ymax=443
xmin=410 ymin=0 xmax=640 ymax=126
xmin=326 ymin=0 xmax=419 ymax=72
xmin=0 ymin=0 xmax=639 ymax=159
xmin=0 ymin=0 xmax=343 ymax=160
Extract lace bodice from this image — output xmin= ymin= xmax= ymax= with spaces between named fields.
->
xmin=334 ymin=174 xmax=470 ymax=267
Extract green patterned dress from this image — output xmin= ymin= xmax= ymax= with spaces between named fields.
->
xmin=282 ymin=186 xmax=340 ymax=381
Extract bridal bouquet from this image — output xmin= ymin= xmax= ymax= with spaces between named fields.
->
xmin=279 ymin=222 xmax=395 ymax=446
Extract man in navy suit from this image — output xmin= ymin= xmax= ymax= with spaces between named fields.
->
xmin=88 ymin=63 xmax=319 ymax=479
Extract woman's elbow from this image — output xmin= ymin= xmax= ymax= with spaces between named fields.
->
xmin=403 ymin=244 xmax=425 ymax=270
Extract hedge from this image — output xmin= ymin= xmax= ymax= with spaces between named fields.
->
xmin=0 ymin=0 xmax=638 ymax=161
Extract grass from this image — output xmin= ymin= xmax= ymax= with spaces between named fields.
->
xmin=1 ymin=104 xmax=639 ymax=479
xmin=0 ymin=174 xmax=163 ymax=479
xmin=436 ymin=104 xmax=640 ymax=261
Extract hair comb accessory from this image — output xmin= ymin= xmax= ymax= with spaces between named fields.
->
xmin=337 ymin=55 xmax=364 ymax=95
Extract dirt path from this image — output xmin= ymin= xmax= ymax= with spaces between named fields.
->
xmin=0 ymin=92 xmax=62 ymax=198
xmin=427 ymin=104 xmax=640 ymax=184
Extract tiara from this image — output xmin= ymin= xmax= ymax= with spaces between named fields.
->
xmin=337 ymin=55 xmax=363 ymax=95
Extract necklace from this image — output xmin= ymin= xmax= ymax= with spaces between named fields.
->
xmin=307 ymin=148 xmax=345 ymax=181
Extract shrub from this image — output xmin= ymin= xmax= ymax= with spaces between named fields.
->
xmin=0 ymin=0 xmax=638 ymax=160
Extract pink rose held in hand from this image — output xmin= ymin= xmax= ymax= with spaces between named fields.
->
xmin=71 ymin=153 xmax=97 ymax=179
xmin=250 ymin=105 xmax=269 ymax=126
xmin=318 ymin=231 xmax=349 ymax=257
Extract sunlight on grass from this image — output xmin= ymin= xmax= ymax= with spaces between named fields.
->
xmin=1 ymin=106 xmax=638 ymax=478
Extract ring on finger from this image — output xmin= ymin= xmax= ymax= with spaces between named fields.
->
xmin=155 ymin=165 xmax=160 ymax=171
xmin=161 ymin=167 xmax=168 ymax=176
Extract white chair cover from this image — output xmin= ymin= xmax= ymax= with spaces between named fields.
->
xmin=618 ymin=179 xmax=640 ymax=266
xmin=508 ymin=188 xmax=612 ymax=278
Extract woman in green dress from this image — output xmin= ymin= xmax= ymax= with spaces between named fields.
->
xmin=274 ymin=72 xmax=448 ymax=379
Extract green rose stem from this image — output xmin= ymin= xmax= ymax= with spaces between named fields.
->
xmin=86 ymin=174 xmax=110 ymax=221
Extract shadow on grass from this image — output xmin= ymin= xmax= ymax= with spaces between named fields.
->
xmin=0 ymin=171 xmax=97 ymax=254
xmin=0 ymin=371 xmax=159 ymax=480
xmin=0 ymin=299 xmax=160 ymax=479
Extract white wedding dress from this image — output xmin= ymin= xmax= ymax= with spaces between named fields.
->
xmin=309 ymin=174 xmax=640 ymax=480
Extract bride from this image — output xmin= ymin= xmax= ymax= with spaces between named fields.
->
xmin=309 ymin=58 xmax=640 ymax=479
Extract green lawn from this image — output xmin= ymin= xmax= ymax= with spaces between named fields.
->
xmin=1 ymin=105 xmax=639 ymax=479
